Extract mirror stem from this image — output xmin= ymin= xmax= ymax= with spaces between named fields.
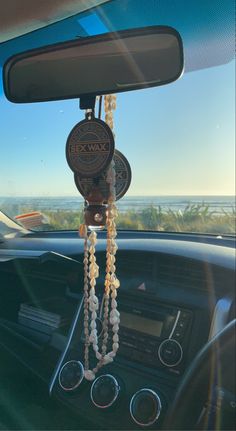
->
xmin=80 ymin=95 xmax=96 ymax=110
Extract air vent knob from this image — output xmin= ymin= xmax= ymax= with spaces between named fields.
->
xmin=130 ymin=388 xmax=162 ymax=426
xmin=90 ymin=374 xmax=120 ymax=408
xmin=59 ymin=360 xmax=84 ymax=391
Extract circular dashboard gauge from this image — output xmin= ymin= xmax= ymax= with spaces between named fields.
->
xmin=74 ymin=149 xmax=131 ymax=201
xmin=58 ymin=360 xmax=84 ymax=392
xmin=66 ymin=118 xmax=115 ymax=177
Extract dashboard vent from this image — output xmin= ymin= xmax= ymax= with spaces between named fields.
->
xmin=116 ymin=251 xmax=211 ymax=292
xmin=116 ymin=252 xmax=154 ymax=277
xmin=156 ymin=256 xmax=208 ymax=290
xmin=101 ymin=251 xmax=231 ymax=293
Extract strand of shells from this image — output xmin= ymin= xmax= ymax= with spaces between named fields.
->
xmin=80 ymin=94 xmax=119 ymax=381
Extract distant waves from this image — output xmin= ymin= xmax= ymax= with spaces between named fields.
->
xmin=0 ymin=195 xmax=235 ymax=215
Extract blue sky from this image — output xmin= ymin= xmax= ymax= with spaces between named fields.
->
xmin=0 ymin=0 xmax=234 ymax=197
xmin=0 ymin=58 xmax=234 ymax=197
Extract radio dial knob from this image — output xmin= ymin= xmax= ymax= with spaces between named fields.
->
xmin=158 ymin=339 xmax=183 ymax=367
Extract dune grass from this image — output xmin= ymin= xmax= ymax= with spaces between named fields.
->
xmin=116 ymin=204 xmax=235 ymax=234
xmin=43 ymin=204 xmax=236 ymax=234
xmin=2 ymin=202 xmax=235 ymax=234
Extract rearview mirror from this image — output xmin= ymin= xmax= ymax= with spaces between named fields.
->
xmin=3 ymin=26 xmax=183 ymax=103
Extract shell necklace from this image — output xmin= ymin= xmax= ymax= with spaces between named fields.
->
xmin=79 ymin=95 xmax=120 ymax=381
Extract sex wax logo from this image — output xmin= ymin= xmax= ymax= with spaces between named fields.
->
xmin=66 ymin=117 xmax=114 ymax=178
xmin=70 ymin=142 xmax=110 ymax=154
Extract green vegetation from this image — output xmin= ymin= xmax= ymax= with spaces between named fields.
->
xmin=116 ymin=204 xmax=236 ymax=234
xmin=2 ymin=203 xmax=235 ymax=234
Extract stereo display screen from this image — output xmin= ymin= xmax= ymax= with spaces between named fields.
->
xmin=120 ymin=311 xmax=163 ymax=337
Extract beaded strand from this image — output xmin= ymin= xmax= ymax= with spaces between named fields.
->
xmin=80 ymin=94 xmax=120 ymax=381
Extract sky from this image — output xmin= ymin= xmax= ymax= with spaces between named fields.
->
xmin=0 ymin=57 xmax=234 ymax=197
xmin=0 ymin=0 xmax=234 ymax=198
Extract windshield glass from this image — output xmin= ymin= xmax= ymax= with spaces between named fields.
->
xmin=0 ymin=0 xmax=235 ymax=235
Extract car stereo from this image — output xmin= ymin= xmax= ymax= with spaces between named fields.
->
xmin=117 ymin=300 xmax=192 ymax=371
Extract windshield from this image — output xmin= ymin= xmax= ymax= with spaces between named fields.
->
xmin=0 ymin=0 xmax=235 ymax=235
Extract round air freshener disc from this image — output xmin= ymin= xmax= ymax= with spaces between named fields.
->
xmin=74 ymin=149 xmax=132 ymax=202
xmin=66 ymin=117 xmax=115 ymax=178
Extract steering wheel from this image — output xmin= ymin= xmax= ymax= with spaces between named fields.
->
xmin=163 ymin=319 xmax=236 ymax=430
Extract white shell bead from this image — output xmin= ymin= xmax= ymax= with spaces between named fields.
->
xmin=103 ymin=355 xmax=113 ymax=364
xmin=109 ymin=351 xmax=116 ymax=358
xmin=84 ymin=370 xmax=95 ymax=381
xmin=110 ymin=316 xmax=119 ymax=325
xmin=90 ymin=320 xmax=96 ymax=329
xmin=113 ymin=342 xmax=119 ymax=352
xmin=113 ymin=279 xmax=120 ymax=289
xmin=113 ymin=333 xmax=119 ymax=342
xmin=111 ymin=299 xmax=117 ymax=308
xmin=96 ymin=352 xmax=102 ymax=360
xmin=90 ymin=279 xmax=96 ymax=288
xmin=112 ymin=323 xmax=119 ymax=332
xmin=110 ymin=309 xmax=120 ymax=318
xmin=89 ymin=231 xmax=97 ymax=241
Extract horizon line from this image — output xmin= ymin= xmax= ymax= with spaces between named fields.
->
xmin=0 ymin=194 xmax=235 ymax=198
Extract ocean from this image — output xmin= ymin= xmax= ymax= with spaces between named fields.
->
xmin=0 ymin=195 xmax=235 ymax=216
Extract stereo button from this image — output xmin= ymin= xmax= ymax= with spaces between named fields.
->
xmin=173 ymin=330 xmax=184 ymax=341
xmin=179 ymin=312 xmax=191 ymax=322
xmin=176 ymin=319 xmax=188 ymax=330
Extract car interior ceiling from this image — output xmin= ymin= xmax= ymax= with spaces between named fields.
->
xmin=0 ymin=0 xmax=110 ymax=43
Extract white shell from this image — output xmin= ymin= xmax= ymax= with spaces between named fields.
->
xmin=109 ymin=351 xmax=116 ymax=358
xmin=110 ymin=317 xmax=118 ymax=325
xmin=113 ymin=342 xmax=119 ymax=352
xmin=103 ymin=354 xmax=113 ymax=364
xmin=111 ymin=299 xmax=117 ymax=308
xmin=90 ymin=320 xmax=96 ymax=330
xmin=112 ymin=323 xmax=119 ymax=332
xmin=113 ymin=333 xmax=119 ymax=342
xmin=84 ymin=370 xmax=95 ymax=381
xmin=96 ymin=352 xmax=102 ymax=360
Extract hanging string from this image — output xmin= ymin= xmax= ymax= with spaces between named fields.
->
xmin=98 ymin=95 xmax=103 ymax=119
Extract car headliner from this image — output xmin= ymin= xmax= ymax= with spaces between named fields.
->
xmin=0 ymin=0 xmax=110 ymax=43
xmin=0 ymin=0 xmax=234 ymax=75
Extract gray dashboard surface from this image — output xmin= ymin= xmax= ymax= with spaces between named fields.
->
xmin=0 ymin=237 xmax=235 ymax=270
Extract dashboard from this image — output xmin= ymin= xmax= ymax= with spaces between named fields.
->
xmin=0 ymin=231 xmax=235 ymax=429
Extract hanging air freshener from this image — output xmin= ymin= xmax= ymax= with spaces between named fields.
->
xmin=74 ymin=149 xmax=132 ymax=202
xmin=66 ymin=113 xmax=115 ymax=177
